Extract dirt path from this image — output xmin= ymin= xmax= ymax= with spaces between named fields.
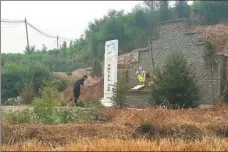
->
xmin=1 ymin=105 xmax=31 ymax=112
xmin=1 ymin=105 xmax=93 ymax=112
xmin=1 ymin=104 xmax=214 ymax=113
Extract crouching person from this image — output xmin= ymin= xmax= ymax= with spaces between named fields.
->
xmin=73 ymin=75 xmax=88 ymax=106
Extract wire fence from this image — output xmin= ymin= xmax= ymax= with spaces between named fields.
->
xmin=1 ymin=18 xmax=75 ymax=53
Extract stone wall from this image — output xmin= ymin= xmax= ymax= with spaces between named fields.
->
xmin=219 ymin=55 xmax=228 ymax=95
xmin=126 ymin=91 xmax=151 ymax=108
xmin=128 ymin=48 xmax=152 ymax=88
xmin=127 ymin=19 xmax=224 ymax=105
xmin=226 ymin=57 xmax=228 ymax=81
xmin=151 ymin=19 xmax=221 ymax=104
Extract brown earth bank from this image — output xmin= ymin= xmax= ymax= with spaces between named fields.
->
xmin=2 ymin=104 xmax=228 ymax=146
xmin=193 ymin=24 xmax=228 ymax=54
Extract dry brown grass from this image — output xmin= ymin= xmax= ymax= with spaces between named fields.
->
xmin=2 ymin=138 xmax=228 ymax=151
xmin=2 ymin=104 xmax=228 ymax=151
xmin=100 ymin=104 xmax=228 ymax=128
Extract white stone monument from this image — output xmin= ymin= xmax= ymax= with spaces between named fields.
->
xmin=101 ymin=39 xmax=118 ymax=107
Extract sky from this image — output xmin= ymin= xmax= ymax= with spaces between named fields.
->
xmin=1 ymin=1 xmax=142 ymax=53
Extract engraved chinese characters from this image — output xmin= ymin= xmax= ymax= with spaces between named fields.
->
xmin=101 ymin=40 xmax=118 ymax=107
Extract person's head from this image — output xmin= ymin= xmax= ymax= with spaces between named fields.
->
xmin=82 ymin=75 xmax=88 ymax=80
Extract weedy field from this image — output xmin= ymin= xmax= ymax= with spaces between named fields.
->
xmin=2 ymin=104 xmax=228 ymax=151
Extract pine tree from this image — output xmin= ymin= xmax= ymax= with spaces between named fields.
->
xmin=159 ymin=1 xmax=170 ymax=21
xmin=175 ymin=1 xmax=190 ymax=19
xmin=151 ymin=51 xmax=199 ymax=109
xmin=91 ymin=58 xmax=102 ymax=79
xmin=111 ymin=74 xmax=128 ymax=108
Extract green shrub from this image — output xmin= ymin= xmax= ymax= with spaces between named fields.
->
xmin=77 ymin=99 xmax=85 ymax=107
xmin=222 ymin=83 xmax=228 ymax=103
xmin=58 ymin=108 xmax=76 ymax=124
xmin=52 ymin=79 xmax=68 ymax=92
xmin=90 ymin=100 xmax=105 ymax=108
xmin=67 ymin=72 xmax=72 ymax=76
xmin=20 ymin=83 xmax=35 ymax=104
xmin=2 ymin=109 xmax=37 ymax=124
xmin=58 ymin=107 xmax=99 ymax=124
xmin=151 ymin=51 xmax=199 ymax=109
xmin=32 ymin=80 xmax=63 ymax=124
xmin=3 ymin=97 xmax=23 ymax=105
xmin=1 ymin=107 xmax=99 ymax=125
xmin=1 ymin=61 xmax=50 ymax=103
xmin=111 ymin=75 xmax=128 ymax=108
xmin=91 ymin=59 xmax=102 ymax=78
xmin=82 ymin=100 xmax=104 ymax=108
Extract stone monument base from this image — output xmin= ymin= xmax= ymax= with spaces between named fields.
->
xmin=100 ymin=98 xmax=113 ymax=107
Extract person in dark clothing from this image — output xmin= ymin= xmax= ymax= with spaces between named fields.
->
xmin=73 ymin=75 xmax=88 ymax=106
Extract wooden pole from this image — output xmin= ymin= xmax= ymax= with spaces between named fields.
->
xmin=57 ymin=35 xmax=59 ymax=50
xmin=149 ymin=25 xmax=154 ymax=69
xmin=24 ymin=18 xmax=30 ymax=51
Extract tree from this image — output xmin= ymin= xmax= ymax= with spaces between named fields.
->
xmin=203 ymin=41 xmax=216 ymax=107
xmin=144 ymin=0 xmax=160 ymax=11
xmin=151 ymin=51 xmax=199 ymax=109
xmin=159 ymin=1 xmax=170 ymax=21
xmin=60 ymin=41 xmax=67 ymax=56
xmin=222 ymin=83 xmax=228 ymax=103
xmin=193 ymin=1 xmax=228 ymax=25
xmin=20 ymin=83 xmax=35 ymax=104
xmin=91 ymin=58 xmax=102 ymax=96
xmin=1 ymin=58 xmax=5 ymax=67
xmin=24 ymin=45 xmax=36 ymax=54
xmin=111 ymin=74 xmax=128 ymax=108
xmin=41 ymin=44 xmax=47 ymax=53
xmin=1 ymin=62 xmax=50 ymax=103
xmin=91 ymin=59 xmax=102 ymax=79
xmin=175 ymin=1 xmax=190 ymax=19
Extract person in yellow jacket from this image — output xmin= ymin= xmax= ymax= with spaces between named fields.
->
xmin=137 ymin=71 xmax=146 ymax=85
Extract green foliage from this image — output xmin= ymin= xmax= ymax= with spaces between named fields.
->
xmin=1 ymin=107 xmax=100 ymax=125
xmin=203 ymin=41 xmax=216 ymax=106
xmin=192 ymin=1 xmax=228 ymax=25
xmin=51 ymin=79 xmax=68 ymax=92
xmin=1 ymin=61 xmax=50 ymax=103
xmin=111 ymin=75 xmax=128 ymax=108
xmin=2 ymin=1 xmax=228 ymax=107
xmin=82 ymin=100 xmax=105 ymax=109
xmin=3 ymin=1 xmax=228 ymax=62
xmin=90 ymin=100 xmax=105 ymax=109
xmin=24 ymin=45 xmax=36 ymax=54
xmin=20 ymin=83 xmax=35 ymax=104
xmin=32 ymin=80 xmax=63 ymax=124
xmin=77 ymin=99 xmax=86 ymax=107
xmin=222 ymin=83 xmax=228 ymax=103
xmin=1 ymin=53 xmax=89 ymax=72
xmin=91 ymin=59 xmax=102 ymax=78
xmin=32 ymin=80 xmax=62 ymax=107
xmin=41 ymin=44 xmax=47 ymax=53
xmin=26 ymin=78 xmax=100 ymax=124
xmin=3 ymin=97 xmax=23 ymax=106
xmin=159 ymin=1 xmax=170 ymax=21
xmin=203 ymin=41 xmax=216 ymax=66
xmin=2 ymin=109 xmax=37 ymax=124
xmin=3 ymin=1 xmax=228 ymax=71
xmin=151 ymin=51 xmax=199 ymax=109
xmin=60 ymin=41 xmax=68 ymax=56
xmin=174 ymin=1 xmax=190 ymax=19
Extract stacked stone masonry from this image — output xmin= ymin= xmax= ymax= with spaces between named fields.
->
xmin=127 ymin=19 xmax=226 ymax=106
